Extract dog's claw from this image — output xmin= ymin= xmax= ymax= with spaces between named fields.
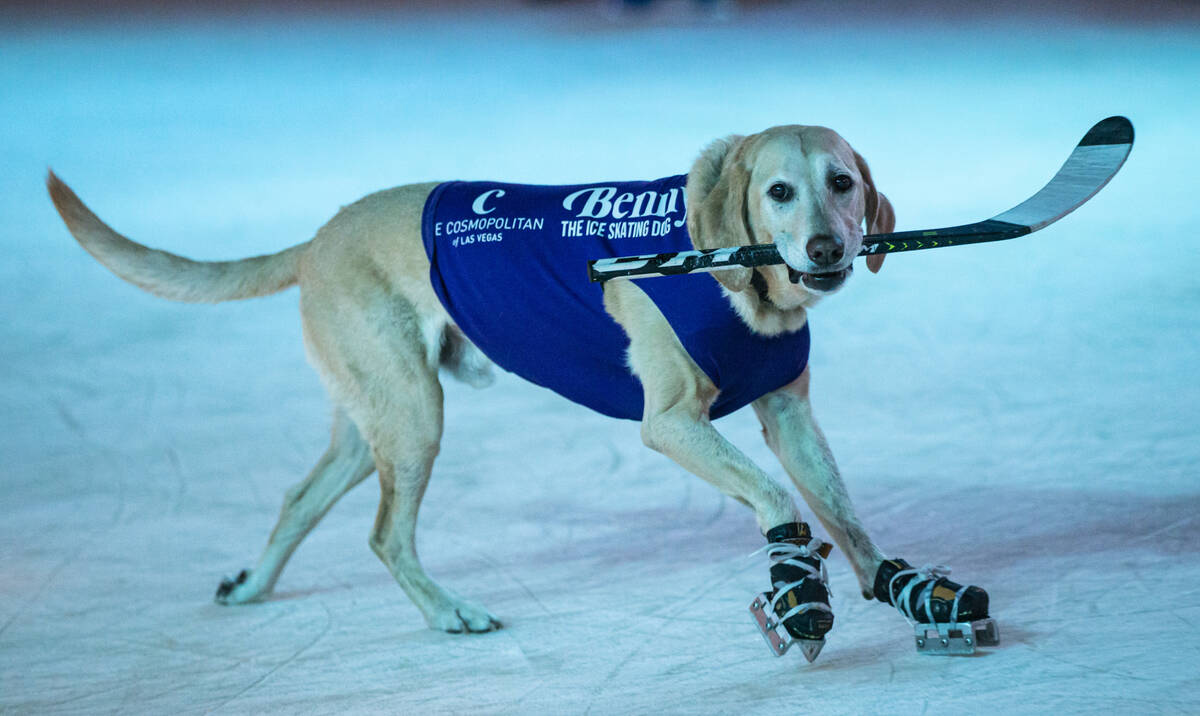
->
xmin=454 ymin=608 xmax=503 ymax=634
xmin=428 ymin=599 xmax=503 ymax=634
xmin=214 ymin=569 xmax=250 ymax=603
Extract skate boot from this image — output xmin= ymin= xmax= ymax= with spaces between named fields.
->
xmin=748 ymin=522 xmax=834 ymax=662
xmin=874 ymin=558 xmax=999 ymax=655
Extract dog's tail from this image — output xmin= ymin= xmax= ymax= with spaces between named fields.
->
xmin=47 ymin=170 xmax=310 ymax=303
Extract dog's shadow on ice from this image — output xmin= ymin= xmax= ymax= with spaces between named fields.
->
xmin=515 ymin=486 xmax=1200 ymax=578
xmin=267 ymin=583 xmax=355 ymax=602
xmin=872 ymin=486 xmax=1200 ymax=566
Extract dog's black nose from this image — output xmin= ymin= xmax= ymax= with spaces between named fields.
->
xmin=805 ymin=234 xmax=844 ymax=267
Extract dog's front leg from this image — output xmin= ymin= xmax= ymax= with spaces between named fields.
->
xmin=609 ymin=279 xmax=836 ymax=653
xmin=752 ymin=369 xmax=885 ymax=599
xmin=634 ymin=341 xmax=844 ymax=656
xmin=609 ymin=284 xmax=800 ymax=531
xmin=641 ymin=398 xmax=800 ymax=533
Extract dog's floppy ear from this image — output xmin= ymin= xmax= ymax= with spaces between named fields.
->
xmin=687 ymin=135 xmax=754 ymax=293
xmin=853 ymin=150 xmax=895 ymax=274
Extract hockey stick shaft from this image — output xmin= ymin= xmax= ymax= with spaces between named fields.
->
xmin=588 ymin=116 xmax=1132 ymax=283
xmin=586 ymin=222 xmax=1029 ymax=282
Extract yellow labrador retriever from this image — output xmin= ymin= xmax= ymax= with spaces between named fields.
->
xmin=48 ymin=125 xmax=991 ymax=658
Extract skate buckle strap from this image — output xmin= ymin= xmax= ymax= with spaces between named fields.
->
xmin=889 ymin=563 xmax=956 ymax=626
xmin=747 ymin=539 xmax=832 ymax=659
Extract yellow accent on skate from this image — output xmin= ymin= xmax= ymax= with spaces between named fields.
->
xmin=932 ymin=584 xmax=957 ymax=602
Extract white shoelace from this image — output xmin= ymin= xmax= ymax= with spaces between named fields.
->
xmin=887 ymin=563 xmax=970 ymax=626
xmin=751 ymin=540 xmax=832 ymax=626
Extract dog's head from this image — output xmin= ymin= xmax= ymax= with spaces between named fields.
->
xmin=686 ymin=126 xmax=894 ymax=312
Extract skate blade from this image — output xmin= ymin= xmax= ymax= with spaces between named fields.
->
xmin=796 ymin=637 xmax=825 ymax=663
xmin=913 ymin=618 xmax=1000 ymax=656
xmin=749 ymin=593 xmax=826 ymax=661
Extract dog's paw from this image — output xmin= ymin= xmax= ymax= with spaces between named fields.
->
xmin=214 ymin=569 xmax=267 ymax=605
xmin=424 ymin=595 xmax=502 ymax=634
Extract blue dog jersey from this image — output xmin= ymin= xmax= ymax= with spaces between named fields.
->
xmin=421 ymin=175 xmax=810 ymax=420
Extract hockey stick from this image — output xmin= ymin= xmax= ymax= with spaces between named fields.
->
xmin=587 ymin=116 xmax=1133 ymax=283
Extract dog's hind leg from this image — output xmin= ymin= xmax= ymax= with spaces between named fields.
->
xmin=215 ymin=408 xmax=376 ymax=604
xmin=360 ymin=363 xmax=502 ymax=634
xmin=292 ymin=228 xmax=497 ymax=632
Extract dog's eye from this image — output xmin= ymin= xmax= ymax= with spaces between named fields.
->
xmin=768 ymin=182 xmax=793 ymax=202
xmin=832 ymin=174 xmax=854 ymax=193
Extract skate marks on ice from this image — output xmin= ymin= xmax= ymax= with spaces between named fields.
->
xmin=10 ymin=389 xmax=1200 ymax=713
xmin=4 ymin=412 xmax=1199 ymax=710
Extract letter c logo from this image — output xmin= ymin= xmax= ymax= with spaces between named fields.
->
xmin=472 ymin=189 xmax=505 ymax=215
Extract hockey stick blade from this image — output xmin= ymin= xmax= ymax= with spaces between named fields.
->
xmin=588 ymin=116 xmax=1133 ymax=282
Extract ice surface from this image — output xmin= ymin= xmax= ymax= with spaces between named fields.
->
xmin=2 ymin=2 xmax=1199 ymax=713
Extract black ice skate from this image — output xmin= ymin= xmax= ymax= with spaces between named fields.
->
xmin=748 ymin=522 xmax=834 ymax=663
xmin=874 ymin=558 xmax=999 ymax=656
